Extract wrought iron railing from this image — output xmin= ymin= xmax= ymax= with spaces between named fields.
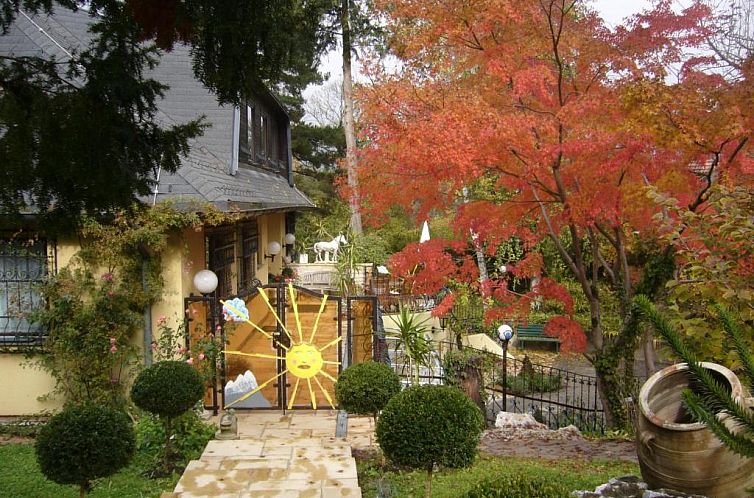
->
xmin=381 ymin=340 xmax=606 ymax=434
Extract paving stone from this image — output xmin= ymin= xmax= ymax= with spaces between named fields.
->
xmin=262 ymin=428 xmax=314 ymax=439
xmin=288 ymin=456 xmax=358 ymax=480
xmin=247 ymin=478 xmax=323 ymax=491
xmin=292 ymin=446 xmax=352 ymax=459
xmin=238 ymin=491 xmax=303 ymax=498
xmin=202 ymin=440 xmax=264 ymax=458
xmin=174 ymin=469 xmax=251 ymax=493
xmin=218 ymin=458 xmax=290 ymax=470
xmin=322 ymin=487 xmax=362 ymax=497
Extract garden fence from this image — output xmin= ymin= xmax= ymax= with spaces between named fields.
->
xmin=381 ymin=340 xmax=606 ymax=435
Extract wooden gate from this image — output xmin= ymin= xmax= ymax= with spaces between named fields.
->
xmin=220 ymin=284 xmax=343 ymax=410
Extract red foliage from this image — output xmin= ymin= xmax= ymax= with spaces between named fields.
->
xmin=535 ymin=278 xmax=574 ymax=315
xmin=544 ymin=316 xmax=587 ymax=353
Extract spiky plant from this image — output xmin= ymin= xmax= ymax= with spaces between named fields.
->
xmin=634 ymin=295 xmax=754 ymax=457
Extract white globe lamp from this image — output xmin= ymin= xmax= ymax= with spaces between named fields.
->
xmin=193 ymin=269 xmax=218 ymax=295
xmin=497 ymin=324 xmax=513 ymax=342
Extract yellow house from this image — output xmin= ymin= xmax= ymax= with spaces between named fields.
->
xmin=0 ymin=8 xmax=314 ymax=416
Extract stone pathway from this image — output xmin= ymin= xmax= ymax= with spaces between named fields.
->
xmin=161 ymin=410 xmax=363 ymax=498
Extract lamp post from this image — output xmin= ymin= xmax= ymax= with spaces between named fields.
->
xmin=497 ymin=324 xmax=513 ymax=412
xmin=193 ymin=269 xmax=220 ymax=414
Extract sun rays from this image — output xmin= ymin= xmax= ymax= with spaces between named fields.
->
xmin=220 ymin=283 xmax=341 ymax=410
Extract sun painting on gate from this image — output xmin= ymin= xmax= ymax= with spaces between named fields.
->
xmin=220 ymin=283 xmax=340 ymax=410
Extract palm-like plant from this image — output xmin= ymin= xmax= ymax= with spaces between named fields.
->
xmin=635 ymin=295 xmax=754 ymax=457
xmin=388 ymin=305 xmax=433 ymax=386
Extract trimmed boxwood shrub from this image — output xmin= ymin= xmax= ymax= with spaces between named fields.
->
xmin=131 ymin=360 xmax=204 ymax=473
xmin=461 ymin=474 xmax=569 ymax=497
xmin=35 ymin=403 xmax=135 ymax=497
xmin=131 ymin=360 xmax=204 ymax=417
xmin=335 ymin=361 xmax=401 ymax=420
xmin=376 ymin=385 xmax=484 ymax=498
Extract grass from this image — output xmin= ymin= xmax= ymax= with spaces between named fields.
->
xmin=357 ymin=453 xmax=639 ymax=498
xmin=0 ymin=443 xmax=179 ymax=498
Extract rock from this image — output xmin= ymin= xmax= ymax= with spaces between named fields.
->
xmin=494 ymin=411 xmax=546 ymax=429
xmin=572 ymin=476 xmax=705 ymax=498
xmin=557 ymin=424 xmax=582 ymax=437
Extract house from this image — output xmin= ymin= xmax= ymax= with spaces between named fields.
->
xmin=0 ymin=7 xmax=315 ymax=415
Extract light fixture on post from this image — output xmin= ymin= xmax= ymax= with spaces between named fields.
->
xmin=191 ymin=269 xmax=220 ymax=414
xmin=265 ymin=241 xmax=281 ymax=261
xmin=497 ymin=324 xmax=514 ymax=412
xmin=193 ymin=269 xmax=218 ymax=295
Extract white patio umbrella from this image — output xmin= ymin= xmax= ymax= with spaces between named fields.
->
xmin=419 ymin=220 xmax=430 ymax=243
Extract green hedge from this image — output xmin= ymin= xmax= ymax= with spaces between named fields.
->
xmin=376 ymin=385 xmax=484 ymax=471
xmin=462 ymin=474 xmax=570 ymax=497
xmin=131 ymin=361 xmax=204 ymax=418
xmin=35 ymin=404 xmax=135 ymax=495
xmin=335 ymin=361 xmax=402 ymax=418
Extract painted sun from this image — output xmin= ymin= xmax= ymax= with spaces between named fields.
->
xmin=219 ymin=283 xmax=340 ymax=410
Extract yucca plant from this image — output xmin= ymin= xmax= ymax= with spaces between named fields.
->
xmin=388 ymin=305 xmax=433 ymax=386
xmin=634 ymin=295 xmax=754 ymax=457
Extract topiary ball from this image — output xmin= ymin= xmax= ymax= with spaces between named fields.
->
xmin=376 ymin=385 xmax=484 ymax=471
xmin=35 ymin=403 xmax=135 ymax=490
xmin=335 ymin=361 xmax=401 ymax=417
xmin=131 ymin=360 xmax=204 ymax=418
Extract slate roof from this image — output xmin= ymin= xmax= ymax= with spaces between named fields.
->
xmin=0 ymin=6 xmax=315 ymax=214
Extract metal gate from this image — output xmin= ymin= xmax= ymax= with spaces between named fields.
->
xmin=186 ymin=284 xmax=381 ymax=412
xmin=218 ymin=284 xmax=344 ymax=410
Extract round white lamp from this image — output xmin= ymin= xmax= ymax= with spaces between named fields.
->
xmin=284 ymin=233 xmax=296 ymax=245
xmin=193 ymin=269 xmax=218 ymax=295
xmin=497 ymin=324 xmax=513 ymax=342
xmin=268 ymin=241 xmax=281 ymax=255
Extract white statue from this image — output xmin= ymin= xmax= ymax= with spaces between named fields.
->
xmin=313 ymin=234 xmax=348 ymax=262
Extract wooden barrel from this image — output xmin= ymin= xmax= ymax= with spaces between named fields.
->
xmin=637 ymin=362 xmax=754 ymax=497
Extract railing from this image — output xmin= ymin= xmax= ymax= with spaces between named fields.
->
xmin=381 ymin=340 xmax=606 ymax=434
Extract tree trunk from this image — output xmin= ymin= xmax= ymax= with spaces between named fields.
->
xmin=425 ymin=467 xmax=433 ymax=498
xmin=593 ymin=352 xmax=629 ymax=430
xmin=642 ymin=328 xmax=657 ymax=377
xmin=163 ymin=416 xmax=174 ymax=473
xmin=341 ymin=0 xmax=363 ymax=234
xmin=458 ymin=362 xmax=485 ymax=415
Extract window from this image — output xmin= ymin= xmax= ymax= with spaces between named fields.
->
xmin=259 ymin=114 xmax=268 ymax=159
xmin=208 ymin=230 xmax=235 ymax=299
xmin=0 ymin=237 xmax=52 ymax=348
xmin=239 ymin=222 xmax=259 ymax=293
xmin=239 ymin=104 xmax=254 ymax=161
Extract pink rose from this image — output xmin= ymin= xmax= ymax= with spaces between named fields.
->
xmin=157 ymin=315 xmax=167 ymax=325
xmin=186 ymin=357 xmax=194 ymax=365
xmin=198 ymin=353 xmax=205 ymax=361
xmin=110 ymin=345 xmax=117 ymax=353
xmin=101 ymin=272 xmax=114 ymax=282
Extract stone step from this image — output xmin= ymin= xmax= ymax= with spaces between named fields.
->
xmin=167 ymin=476 xmax=361 ymax=497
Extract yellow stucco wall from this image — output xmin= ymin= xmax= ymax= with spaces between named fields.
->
xmin=1 ymin=214 xmax=288 ymax=416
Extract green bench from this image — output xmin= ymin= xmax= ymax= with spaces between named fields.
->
xmin=516 ymin=324 xmax=560 ymax=352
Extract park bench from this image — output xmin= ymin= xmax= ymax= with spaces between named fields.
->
xmin=516 ymin=324 xmax=561 ymax=352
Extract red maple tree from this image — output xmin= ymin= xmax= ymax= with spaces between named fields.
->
xmin=356 ymin=0 xmax=754 ymax=427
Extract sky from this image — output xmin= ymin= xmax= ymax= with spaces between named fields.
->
xmin=304 ymin=0 xmax=655 ymax=118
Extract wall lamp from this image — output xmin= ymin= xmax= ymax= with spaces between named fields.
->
xmin=264 ymin=241 xmax=281 ymax=262
xmin=284 ymin=232 xmax=296 ymax=249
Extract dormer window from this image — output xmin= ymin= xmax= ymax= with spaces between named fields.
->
xmin=237 ymin=97 xmax=288 ymax=177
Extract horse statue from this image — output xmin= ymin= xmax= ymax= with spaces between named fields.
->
xmin=313 ymin=234 xmax=348 ymax=262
